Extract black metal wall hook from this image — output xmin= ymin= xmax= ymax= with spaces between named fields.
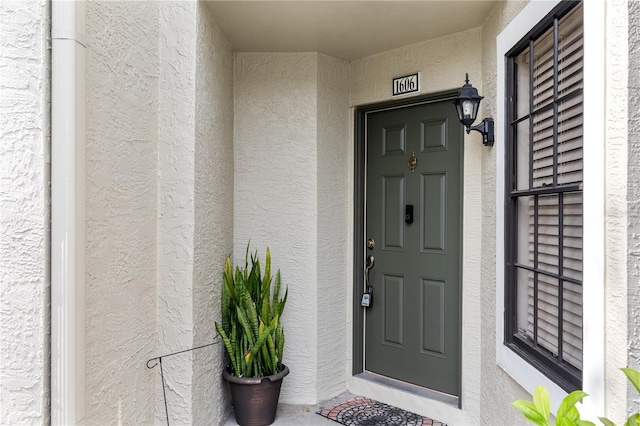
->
xmin=146 ymin=336 xmax=222 ymax=370
xmin=147 ymin=335 xmax=223 ymax=426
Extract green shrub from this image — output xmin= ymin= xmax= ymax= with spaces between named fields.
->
xmin=512 ymin=368 xmax=640 ymax=426
xmin=512 ymin=386 xmax=593 ymax=426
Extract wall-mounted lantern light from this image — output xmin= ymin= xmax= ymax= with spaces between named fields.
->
xmin=454 ymin=73 xmax=494 ymax=146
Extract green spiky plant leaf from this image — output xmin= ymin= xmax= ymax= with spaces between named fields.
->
xmin=215 ymin=242 xmax=288 ymax=378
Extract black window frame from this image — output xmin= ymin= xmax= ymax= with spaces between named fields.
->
xmin=504 ymin=0 xmax=583 ymax=392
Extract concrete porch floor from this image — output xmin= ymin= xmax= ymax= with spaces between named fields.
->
xmin=224 ymin=392 xmax=357 ymax=425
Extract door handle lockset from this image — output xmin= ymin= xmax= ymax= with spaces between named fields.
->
xmin=367 ymin=238 xmax=375 ymax=250
xmin=362 ymin=255 xmax=375 ymax=308
xmin=365 ymin=255 xmax=374 ymax=269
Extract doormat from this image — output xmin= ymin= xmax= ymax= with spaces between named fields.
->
xmin=316 ymin=396 xmax=447 ymax=426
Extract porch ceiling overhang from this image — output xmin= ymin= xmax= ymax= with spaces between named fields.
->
xmin=206 ymin=1 xmax=498 ymax=61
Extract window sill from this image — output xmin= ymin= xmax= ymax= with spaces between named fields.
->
xmin=496 ymin=343 xmax=569 ymax=412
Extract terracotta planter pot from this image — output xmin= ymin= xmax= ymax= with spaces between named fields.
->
xmin=223 ymin=365 xmax=290 ymax=426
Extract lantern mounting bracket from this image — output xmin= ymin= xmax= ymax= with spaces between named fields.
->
xmin=467 ymin=117 xmax=494 ymax=146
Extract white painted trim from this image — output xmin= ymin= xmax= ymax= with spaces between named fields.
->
xmin=495 ymin=0 xmax=605 ymax=416
xmin=580 ymin=0 xmax=606 ymax=419
xmin=51 ymin=1 xmax=86 ymax=424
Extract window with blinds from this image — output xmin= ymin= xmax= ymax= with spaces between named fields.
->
xmin=505 ymin=1 xmax=583 ymax=392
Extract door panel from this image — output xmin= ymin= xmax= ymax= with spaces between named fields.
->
xmin=364 ymin=100 xmax=462 ymax=396
xmin=421 ymin=278 xmax=445 ymax=356
xmin=382 ymin=175 xmax=405 ymax=249
xmin=382 ymin=274 xmax=404 ymax=347
xmin=421 ymin=172 xmax=446 ymax=252
xmin=421 ymin=119 xmax=448 ymax=151
xmin=383 ymin=125 xmax=406 ymax=155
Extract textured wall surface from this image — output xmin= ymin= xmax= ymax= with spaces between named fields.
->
xmin=478 ymin=2 xmax=533 ymax=425
xmin=350 ymin=30 xmax=481 ymax=107
xmin=193 ymin=2 xmax=234 ymax=424
xmin=346 ymin=29 xmax=487 ymax=426
xmin=85 ymin=1 xmax=158 ymax=423
xmin=629 ymin=1 xmax=640 ymax=415
xmin=234 ymin=53 xmax=319 ymax=404
xmin=156 ymin=2 xmax=197 ymax=424
xmin=86 ymin=2 xmax=233 ymax=424
xmin=604 ymin=0 xmax=630 ymax=421
xmin=0 ymin=1 xmax=51 ymax=423
xmin=3 ymin=0 xmax=229 ymax=422
xmin=316 ymin=54 xmax=350 ymax=401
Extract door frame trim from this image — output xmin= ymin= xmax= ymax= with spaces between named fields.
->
xmin=352 ymin=89 xmax=462 ymax=392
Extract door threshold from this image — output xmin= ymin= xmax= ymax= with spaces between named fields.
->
xmin=356 ymin=371 xmax=460 ymax=408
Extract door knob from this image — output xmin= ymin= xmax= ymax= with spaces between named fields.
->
xmin=367 ymin=238 xmax=375 ymax=250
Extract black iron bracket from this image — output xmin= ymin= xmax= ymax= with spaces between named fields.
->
xmin=146 ymin=335 xmax=222 ymax=426
xmin=466 ymin=117 xmax=495 ymax=146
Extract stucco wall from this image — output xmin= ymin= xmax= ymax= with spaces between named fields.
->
xmin=193 ymin=2 xmax=234 ymax=424
xmin=629 ymin=1 xmax=640 ymax=415
xmin=0 ymin=1 xmax=51 ymax=423
xmin=316 ymin=54 xmax=350 ymax=401
xmin=605 ymin=0 xmax=630 ymax=421
xmin=234 ymin=52 xmax=319 ymax=404
xmin=233 ymin=52 xmax=352 ymax=405
xmin=478 ymin=2 xmax=532 ymax=425
xmin=156 ymin=2 xmax=197 ymax=424
xmin=85 ymin=1 xmax=158 ymax=423
xmin=346 ymin=28 xmax=488 ymax=426
xmin=86 ymin=2 xmax=232 ymax=424
xmin=350 ymin=29 xmax=481 ymax=107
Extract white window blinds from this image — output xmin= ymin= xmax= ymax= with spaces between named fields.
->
xmin=513 ymin=3 xmax=584 ymax=372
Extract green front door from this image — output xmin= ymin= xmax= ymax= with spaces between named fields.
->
xmin=364 ymin=99 xmax=462 ymax=396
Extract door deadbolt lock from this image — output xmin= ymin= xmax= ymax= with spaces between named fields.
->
xmin=367 ymin=238 xmax=375 ymax=250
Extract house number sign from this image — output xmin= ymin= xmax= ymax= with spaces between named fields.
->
xmin=392 ymin=72 xmax=420 ymax=97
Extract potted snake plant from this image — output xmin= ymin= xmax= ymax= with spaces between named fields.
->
xmin=215 ymin=244 xmax=288 ymax=426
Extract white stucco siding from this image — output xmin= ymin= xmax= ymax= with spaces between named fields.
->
xmin=87 ymin=2 xmax=233 ymax=423
xmin=234 ymin=52 xmax=319 ymax=405
xmin=479 ymin=2 xmax=533 ymax=426
xmin=604 ymin=0 xmax=630 ymax=421
xmin=0 ymin=1 xmax=50 ymax=423
xmin=350 ymin=29 xmax=482 ymax=107
xmin=346 ymin=28 xmax=485 ymax=426
xmin=193 ymin=2 xmax=234 ymax=424
xmin=156 ymin=2 xmax=198 ymax=424
xmin=316 ymin=54 xmax=350 ymax=401
xmin=629 ymin=1 xmax=640 ymax=415
xmin=85 ymin=1 xmax=158 ymax=423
